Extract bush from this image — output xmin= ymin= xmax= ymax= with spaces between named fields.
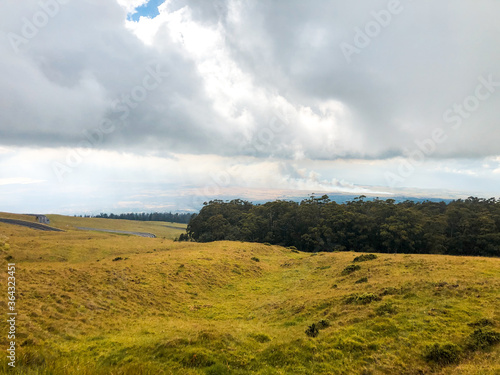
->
xmin=341 ymin=264 xmax=361 ymax=275
xmin=317 ymin=320 xmax=330 ymax=329
xmin=112 ymin=257 xmax=123 ymax=261
xmin=251 ymin=257 xmax=260 ymax=262
xmin=305 ymin=323 xmax=319 ymax=337
xmin=466 ymin=328 xmax=500 ymax=350
xmin=375 ymin=302 xmax=398 ymax=316
xmin=424 ymin=343 xmax=461 ymax=365
xmin=355 ymin=277 xmax=368 ymax=284
xmin=468 ymin=318 xmax=495 ymax=328
xmin=379 ymin=287 xmax=400 ymax=296
xmin=353 ymin=254 xmax=378 ymax=262
xmin=180 ymin=349 xmax=216 ymax=368
xmin=317 ymin=266 xmax=331 ymax=270
xmin=344 ymin=293 xmax=381 ymax=305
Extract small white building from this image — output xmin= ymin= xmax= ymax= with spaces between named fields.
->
xmin=35 ymin=215 xmax=50 ymax=224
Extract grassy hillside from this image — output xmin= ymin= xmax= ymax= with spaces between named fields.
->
xmin=46 ymin=214 xmax=187 ymax=238
xmin=0 ymin=215 xmax=499 ymax=374
xmin=0 ymin=212 xmax=42 ymax=222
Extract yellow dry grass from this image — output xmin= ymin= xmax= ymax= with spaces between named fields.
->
xmin=47 ymin=214 xmax=187 ymax=238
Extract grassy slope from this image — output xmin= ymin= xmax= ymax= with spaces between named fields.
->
xmin=0 ymin=212 xmax=41 ymax=222
xmin=46 ymin=215 xmax=187 ymax=238
xmin=0 ymin=215 xmax=499 ymax=374
xmin=0 ymin=212 xmax=187 ymax=240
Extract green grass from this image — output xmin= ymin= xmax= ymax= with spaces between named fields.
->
xmin=0 ymin=213 xmax=187 ymax=263
xmin=0 ymin=213 xmax=499 ymax=374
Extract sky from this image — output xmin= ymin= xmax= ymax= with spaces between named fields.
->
xmin=1 ymin=0 xmax=500 ymax=214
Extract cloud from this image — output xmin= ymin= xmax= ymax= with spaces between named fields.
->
xmin=0 ymin=146 xmax=498 ymax=214
xmin=0 ymin=178 xmax=45 ymax=186
xmin=183 ymin=0 xmax=500 ymax=159
xmin=116 ymin=0 xmax=150 ymax=14
xmin=2 ymin=0 xmax=500 ymax=161
xmin=0 ymin=0 xmax=223 ymax=154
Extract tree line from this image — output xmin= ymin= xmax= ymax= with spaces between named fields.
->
xmin=91 ymin=212 xmax=193 ymax=224
xmin=186 ymin=196 xmax=500 ymax=257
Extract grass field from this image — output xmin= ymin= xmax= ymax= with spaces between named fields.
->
xmin=46 ymin=214 xmax=187 ymax=238
xmin=0 ymin=213 xmax=499 ymax=374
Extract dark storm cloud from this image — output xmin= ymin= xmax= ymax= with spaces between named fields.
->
xmin=1 ymin=0 xmax=500 ymax=160
xmin=200 ymin=0 xmax=500 ymax=158
xmin=0 ymin=0 xmax=227 ymax=153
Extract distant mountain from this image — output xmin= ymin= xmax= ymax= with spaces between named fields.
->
xmin=252 ymin=194 xmax=454 ymax=206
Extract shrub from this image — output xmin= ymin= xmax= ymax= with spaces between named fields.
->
xmin=317 ymin=320 xmax=330 ymax=329
xmin=341 ymin=264 xmax=361 ymax=275
xmin=355 ymin=277 xmax=368 ymax=284
xmin=180 ymin=349 xmax=216 ymax=368
xmin=468 ymin=318 xmax=495 ymax=328
xmin=305 ymin=323 xmax=319 ymax=337
xmin=175 ymin=264 xmax=185 ymax=275
xmin=424 ymin=343 xmax=461 ymax=365
xmin=112 ymin=257 xmax=123 ymax=261
xmin=344 ymin=293 xmax=381 ymax=305
xmin=175 ymin=233 xmax=190 ymax=242
xmin=353 ymin=254 xmax=378 ymax=262
xmin=317 ymin=266 xmax=331 ymax=270
xmin=466 ymin=328 xmax=500 ymax=350
xmin=375 ymin=302 xmax=398 ymax=316
xmin=251 ymin=257 xmax=260 ymax=262
xmin=379 ymin=287 xmax=400 ymax=296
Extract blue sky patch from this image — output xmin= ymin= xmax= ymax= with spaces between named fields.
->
xmin=128 ymin=0 xmax=165 ymax=22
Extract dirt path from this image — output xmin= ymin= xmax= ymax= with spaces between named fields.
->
xmin=0 ymin=218 xmax=63 ymax=232
xmin=76 ymin=227 xmax=156 ymax=238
